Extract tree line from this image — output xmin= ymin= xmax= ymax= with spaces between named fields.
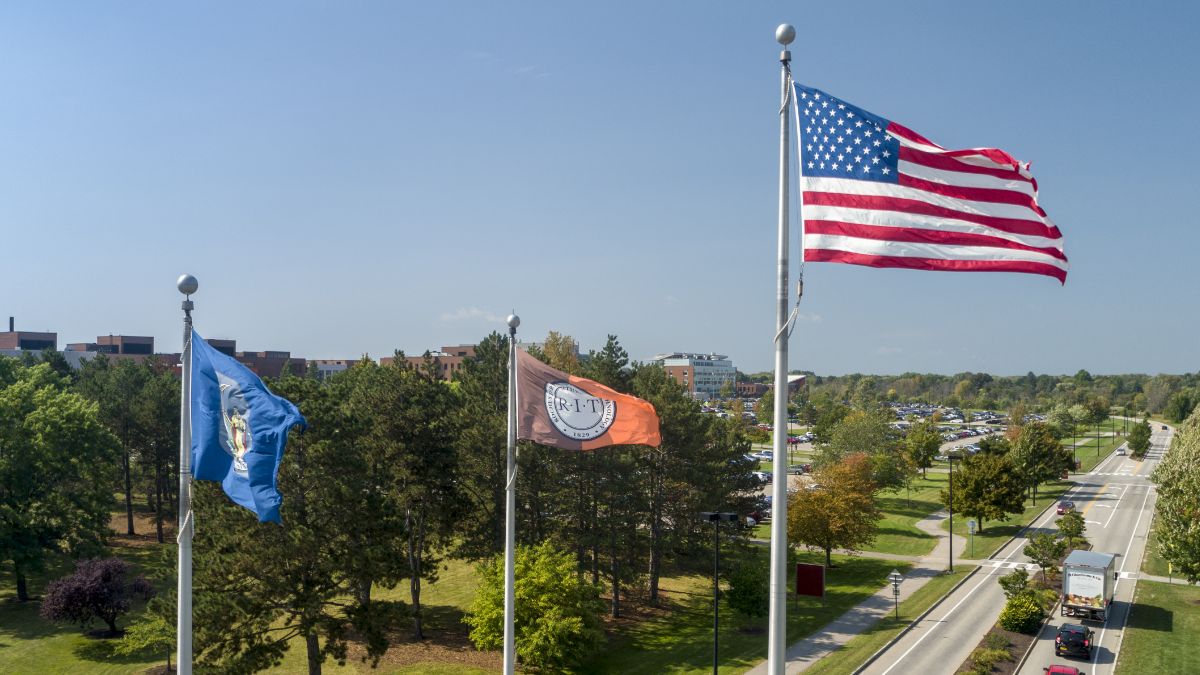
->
xmin=0 ymin=331 xmax=758 ymax=673
xmin=743 ymin=369 xmax=1199 ymax=421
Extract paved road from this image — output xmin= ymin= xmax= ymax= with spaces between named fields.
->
xmin=1016 ymin=425 xmax=1171 ymax=675
xmin=859 ymin=427 xmax=1170 ymax=675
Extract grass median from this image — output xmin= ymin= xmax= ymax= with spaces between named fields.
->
xmin=802 ymin=565 xmax=976 ymax=675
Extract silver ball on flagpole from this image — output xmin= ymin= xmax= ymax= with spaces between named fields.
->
xmin=177 ymin=274 xmax=198 ymax=296
xmin=506 ymin=314 xmax=520 ymax=330
xmin=775 ymin=24 xmax=795 ymax=45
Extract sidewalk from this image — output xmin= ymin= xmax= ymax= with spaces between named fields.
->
xmin=745 ymin=509 xmax=974 ymax=674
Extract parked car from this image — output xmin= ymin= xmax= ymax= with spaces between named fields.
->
xmin=1055 ymin=623 xmax=1094 ymax=658
xmin=1057 ymin=500 xmax=1077 ymax=515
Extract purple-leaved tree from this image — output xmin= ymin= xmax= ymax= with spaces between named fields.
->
xmin=40 ymin=558 xmax=154 ymax=636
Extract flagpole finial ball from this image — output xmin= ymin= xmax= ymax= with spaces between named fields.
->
xmin=506 ymin=314 xmax=520 ymax=330
xmin=177 ymin=274 xmax=198 ymax=296
xmin=775 ymin=24 xmax=795 ymax=45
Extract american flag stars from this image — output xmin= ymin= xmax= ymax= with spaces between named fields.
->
xmin=798 ymin=88 xmax=901 ymax=183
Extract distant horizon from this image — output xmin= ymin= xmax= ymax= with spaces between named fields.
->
xmin=5 ymin=318 xmax=1192 ymax=380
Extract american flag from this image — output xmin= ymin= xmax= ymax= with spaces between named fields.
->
xmin=794 ymin=83 xmax=1068 ymax=283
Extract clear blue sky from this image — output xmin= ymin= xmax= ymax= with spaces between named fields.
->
xmin=1 ymin=2 xmax=1194 ymax=375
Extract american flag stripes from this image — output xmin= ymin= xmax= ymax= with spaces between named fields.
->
xmin=794 ymin=83 xmax=1068 ymax=283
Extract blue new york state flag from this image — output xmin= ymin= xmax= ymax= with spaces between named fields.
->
xmin=190 ymin=330 xmax=306 ymax=523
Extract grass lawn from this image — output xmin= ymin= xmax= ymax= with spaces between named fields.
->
xmin=1141 ymin=521 xmax=1171 ymax=578
xmin=0 ymin=542 xmax=166 ymax=675
xmin=1064 ymin=433 xmax=1122 ymax=474
xmin=581 ymin=550 xmax=912 ymax=675
xmin=1115 ymin=580 xmax=1200 ymax=675
xmin=803 ymin=565 xmax=976 ymax=675
xmin=862 ymin=474 xmax=947 ymax=558
xmin=942 ymin=480 xmax=1071 ymax=560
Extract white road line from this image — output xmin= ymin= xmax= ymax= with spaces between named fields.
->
xmin=1103 ymin=487 xmax=1128 ymax=528
xmin=1093 ymin=482 xmax=1154 ymax=675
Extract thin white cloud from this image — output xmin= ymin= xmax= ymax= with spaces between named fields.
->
xmin=798 ymin=312 xmax=823 ymax=323
xmin=440 ymin=307 xmax=505 ymax=323
xmin=512 ymin=64 xmax=550 ymax=78
xmin=876 ymin=346 xmax=902 ymax=355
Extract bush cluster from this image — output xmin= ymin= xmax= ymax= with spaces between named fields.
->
xmin=998 ymin=593 xmax=1044 ymax=634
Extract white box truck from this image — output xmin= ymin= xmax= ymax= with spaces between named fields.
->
xmin=1061 ymin=550 xmax=1117 ymax=622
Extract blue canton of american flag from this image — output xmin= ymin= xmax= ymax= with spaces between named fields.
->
xmin=793 ymin=82 xmax=1068 ymax=284
xmin=797 ymin=85 xmax=900 ymax=183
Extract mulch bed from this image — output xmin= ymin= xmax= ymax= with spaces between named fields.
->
xmin=955 ymin=626 xmax=1035 ymax=675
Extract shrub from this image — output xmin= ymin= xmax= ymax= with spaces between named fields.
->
xmin=724 ymin=560 xmax=769 ymax=620
xmin=465 ymin=541 xmax=605 ymax=671
xmin=998 ymin=593 xmax=1044 ymax=634
xmin=998 ymin=568 xmax=1028 ymax=600
xmin=983 ymin=630 xmax=1010 ymax=651
xmin=969 ymin=646 xmax=1010 ymax=674
xmin=39 ymin=558 xmax=154 ymax=635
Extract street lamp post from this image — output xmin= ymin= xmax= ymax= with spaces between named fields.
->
xmin=887 ymin=570 xmax=904 ymax=619
xmin=701 ymin=512 xmax=738 ymax=675
xmin=947 ymin=454 xmax=957 ymax=573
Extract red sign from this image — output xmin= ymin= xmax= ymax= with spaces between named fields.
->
xmin=795 ymin=563 xmax=825 ymax=598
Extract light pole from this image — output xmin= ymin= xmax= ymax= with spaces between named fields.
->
xmin=887 ymin=570 xmax=904 ymax=619
xmin=947 ymin=454 xmax=957 ymax=573
xmin=702 ymin=511 xmax=738 ymax=675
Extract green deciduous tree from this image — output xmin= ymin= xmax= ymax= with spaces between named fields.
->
xmin=998 ymin=567 xmax=1029 ymax=600
xmin=116 ymin=612 xmax=175 ymax=673
xmin=788 ymin=453 xmax=881 ymax=567
xmin=1023 ymin=533 xmax=1067 ymax=583
xmin=816 ymin=408 xmax=909 ymax=491
xmin=1128 ymin=418 xmax=1152 ymax=459
xmin=1151 ymin=408 xmax=1200 ymax=582
xmin=75 ymin=357 xmax=149 ymax=536
xmin=940 ymin=452 xmax=1025 ymax=534
xmin=725 ymin=558 xmax=769 ymax=621
xmin=1009 ymin=422 xmax=1071 ymax=502
xmin=1165 ymin=391 xmax=1197 ymax=424
xmin=905 ymin=416 xmax=943 ymax=478
xmin=465 ymin=541 xmax=605 ymax=672
xmin=0 ymin=361 xmax=120 ymax=601
xmin=1057 ymin=511 xmax=1086 ymax=550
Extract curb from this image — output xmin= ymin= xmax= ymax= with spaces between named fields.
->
xmin=851 ymin=565 xmax=982 ymax=675
xmin=1012 ymin=599 xmax=1061 ymax=673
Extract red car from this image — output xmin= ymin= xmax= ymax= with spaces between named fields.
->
xmin=1056 ymin=500 xmax=1077 ymax=515
xmin=1044 ymin=665 xmax=1085 ymax=675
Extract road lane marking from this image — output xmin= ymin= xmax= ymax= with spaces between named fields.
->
xmin=1103 ymin=486 xmax=1129 ymax=528
xmin=1092 ymin=482 xmax=1154 ymax=675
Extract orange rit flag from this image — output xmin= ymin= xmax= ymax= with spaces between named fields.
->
xmin=515 ymin=350 xmax=661 ymax=450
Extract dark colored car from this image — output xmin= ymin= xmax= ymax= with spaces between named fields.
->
xmin=1055 ymin=623 xmax=1094 ymax=658
xmin=1057 ymin=500 xmax=1077 ymax=515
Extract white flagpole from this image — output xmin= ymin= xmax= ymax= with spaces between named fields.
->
xmin=176 ymin=274 xmax=197 ymax=675
xmin=503 ymin=312 xmax=521 ymax=675
xmin=767 ymin=24 xmax=795 ymax=675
